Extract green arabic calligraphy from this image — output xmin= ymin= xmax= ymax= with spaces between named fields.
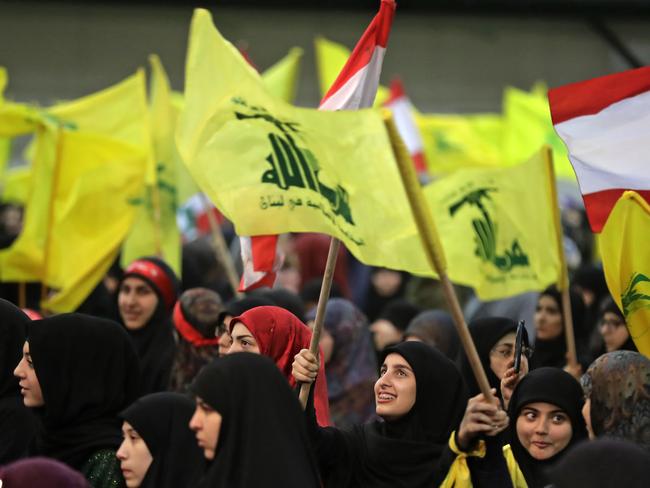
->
xmin=449 ymin=187 xmax=529 ymax=272
xmin=233 ymin=100 xmax=355 ymax=226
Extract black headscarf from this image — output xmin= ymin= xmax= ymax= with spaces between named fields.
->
xmin=260 ymin=288 xmax=307 ymax=323
xmin=546 ymin=439 xmax=650 ymax=488
xmin=458 ymin=317 xmax=526 ymax=398
xmin=190 ymin=353 xmax=320 ymax=488
xmin=119 ymin=256 xmax=179 ymax=394
xmin=217 ymin=295 xmax=275 ymax=325
xmin=507 ymin=367 xmax=588 ymax=488
xmin=404 ymin=309 xmax=459 ymax=360
xmin=530 ymin=286 xmax=586 ymax=370
xmin=0 ymin=299 xmax=35 ymax=464
xmin=28 ymin=313 xmax=140 ymax=469
xmin=328 ymin=341 xmax=468 ymax=487
xmin=119 ymin=392 xmax=205 ymax=488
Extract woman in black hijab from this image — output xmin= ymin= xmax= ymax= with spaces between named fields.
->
xmin=117 ymin=392 xmax=205 ymax=488
xmin=294 ymin=341 xmax=469 ymax=487
xmin=13 ymin=313 xmax=140 ymax=488
xmin=118 ymin=257 xmax=179 ymax=394
xmin=503 ymin=367 xmax=588 ymax=488
xmin=0 ymin=299 xmax=35 ymax=463
xmin=458 ymin=317 xmax=530 ymax=400
xmin=189 ymin=353 xmax=320 ymax=488
xmin=529 ymin=285 xmax=588 ymax=370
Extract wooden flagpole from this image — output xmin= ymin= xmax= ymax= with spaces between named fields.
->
xmin=385 ymin=114 xmax=495 ymax=402
xmin=200 ymin=193 xmax=243 ymax=299
xmin=18 ymin=282 xmax=26 ymax=309
xmin=543 ymin=146 xmax=579 ymax=369
xmin=298 ymin=237 xmax=339 ymax=408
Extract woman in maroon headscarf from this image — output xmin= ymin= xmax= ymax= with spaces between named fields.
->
xmin=227 ymin=305 xmax=331 ymax=426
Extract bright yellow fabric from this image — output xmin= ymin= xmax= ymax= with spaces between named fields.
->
xmin=0 ymin=67 xmax=9 ymax=179
xmin=121 ymin=55 xmax=182 ymax=275
xmin=1 ymin=166 xmax=31 ymax=204
xmin=261 ymin=47 xmax=303 ymax=104
xmin=314 ymin=36 xmax=389 ymax=107
xmin=440 ymin=431 xmax=486 ymax=488
xmin=502 ymin=86 xmax=575 ymax=181
xmin=177 ymin=9 xmax=432 ymax=276
xmin=598 ymin=191 xmax=650 ymax=358
xmin=0 ymin=71 xmax=150 ymax=312
xmin=422 ymin=149 xmax=561 ymax=300
xmin=42 ymin=131 xmax=147 ymax=311
xmin=415 ymin=112 xmax=505 ymax=175
xmin=503 ymin=444 xmax=528 ymax=488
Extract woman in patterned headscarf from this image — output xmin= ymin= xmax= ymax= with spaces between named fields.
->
xmin=581 ymin=351 xmax=650 ymax=451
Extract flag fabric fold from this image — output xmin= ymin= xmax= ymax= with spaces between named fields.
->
xmin=598 ymin=190 xmax=650 ymax=357
xmin=549 ymin=66 xmax=650 ymax=232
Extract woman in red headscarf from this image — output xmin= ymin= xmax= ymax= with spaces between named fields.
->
xmin=228 ymin=305 xmax=331 ymax=426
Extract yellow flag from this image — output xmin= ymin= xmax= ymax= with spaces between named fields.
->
xmin=415 ymin=112 xmax=505 ymax=175
xmin=0 ymin=72 xmax=151 ymax=313
xmin=599 ymin=191 xmax=650 ymax=358
xmin=314 ymin=36 xmax=389 ymax=107
xmin=261 ymin=47 xmax=303 ymax=104
xmin=121 ymin=55 xmax=182 ymax=275
xmin=177 ymin=9 xmax=431 ymax=276
xmin=502 ymin=86 xmax=575 ymax=180
xmin=43 ymin=131 xmax=147 ymax=312
xmin=422 ymin=149 xmax=561 ymax=299
xmin=1 ymin=166 xmax=31 ymax=204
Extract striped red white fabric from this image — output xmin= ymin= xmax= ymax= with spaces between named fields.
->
xmin=319 ymin=0 xmax=396 ymax=111
xmin=238 ymin=235 xmax=284 ymax=292
xmin=241 ymin=1 xmax=396 ymax=291
xmin=549 ymin=66 xmax=650 ymax=232
xmin=384 ymin=78 xmax=430 ymax=181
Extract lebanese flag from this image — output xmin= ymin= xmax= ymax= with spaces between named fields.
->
xmin=238 ymin=235 xmax=284 ymax=292
xmin=549 ymin=66 xmax=650 ymax=232
xmin=319 ymin=0 xmax=396 ymax=111
xmin=384 ymin=78 xmax=430 ymax=181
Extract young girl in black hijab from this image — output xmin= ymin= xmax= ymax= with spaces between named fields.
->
xmin=293 ymin=341 xmax=472 ymax=487
xmin=117 ymin=392 xmax=205 ymax=488
xmin=189 ymin=353 xmax=320 ymax=488
xmin=13 ymin=313 xmax=140 ymax=488
xmin=118 ymin=257 xmax=179 ymax=394
xmin=0 ymin=299 xmax=35 ymax=464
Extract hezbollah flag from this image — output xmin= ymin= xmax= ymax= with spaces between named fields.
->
xmin=415 ymin=112 xmax=505 ymax=175
xmin=502 ymin=86 xmax=575 ymax=180
xmin=423 ymin=149 xmax=561 ymax=299
xmin=599 ymin=191 xmax=650 ymax=357
xmin=261 ymin=47 xmax=303 ymax=104
xmin=121 ymin=55 xmax=182 ymax=275
xmin=177 ymin=9 xmax=432 ymax=277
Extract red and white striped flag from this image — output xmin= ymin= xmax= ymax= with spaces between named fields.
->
xmin=549 ymin=66 xmax=650 ymax=232
xmin=238 ymin=235 xmax=284 ymax=292
xmin=240 ymin=1 xmax=396 ymax=292
xmin=319 ymin=0 xmax=396 ymax=111
xmin=384 ymin=78 xmax=430 ymax=182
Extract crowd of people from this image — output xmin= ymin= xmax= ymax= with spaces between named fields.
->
xmin=1 ymin=230 xmax=650 ymax=487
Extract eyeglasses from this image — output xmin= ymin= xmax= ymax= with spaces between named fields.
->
xmin=490 ymin=344 xmax=534 ymax=360
xmin=599 ymin=318 xmax=625 ymax=329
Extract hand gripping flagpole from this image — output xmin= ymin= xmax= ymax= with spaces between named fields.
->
xmin=299 ymin=237 xmax=339 ymax=408
xmin=543 ymin=146 xmax=579 ymax=371
xmin=384 ymin=113 xmax=496 ymax=403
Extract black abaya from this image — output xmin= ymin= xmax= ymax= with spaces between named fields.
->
xmin=190 ymin=353 xmax=320 ymax=488
xmin=0 ymin=299 xmax=35 ymax=463
xmin=306 ymin=341 xmax=468 ymax=488
xmin=120 ymin=392 xmax=205 ymax=488
xmin=28 ymin=313 xmax=140 ymax=470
